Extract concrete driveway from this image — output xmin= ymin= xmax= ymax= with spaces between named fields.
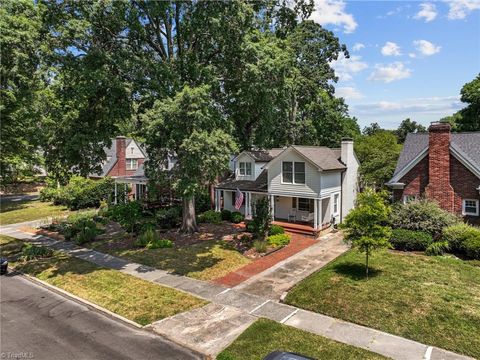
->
xmin=1 ymin=274 xmax=203 ymax=360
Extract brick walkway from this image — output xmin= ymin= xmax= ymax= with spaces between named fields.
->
xmin=213 ymin=233 xmax=317 ymax=287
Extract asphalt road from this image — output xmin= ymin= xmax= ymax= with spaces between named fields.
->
xmin=0 ymin=274 xmax=204 ymax=360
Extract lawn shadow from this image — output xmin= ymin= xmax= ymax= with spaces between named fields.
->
xmin=332 ymin=262 xmax=382 ymax=280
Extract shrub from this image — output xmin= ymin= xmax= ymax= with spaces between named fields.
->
xmin=22 ymin=243 xmax=53 ymax=260
xmin=74 ymin=225 xmax=98 ymax=245
xmin=41 ymin=176 xmax=114 ymax=210
xmin=465 ymin=237 xmax=480 ymax=260
xmin=253 ymin=240 xmax=267 ymax=253
xmin=195 ymin=189 xmax=211 ymax=213
xmin=443 ymin=223 xmax=480 ymax=255
xmin=221 ymin=209 xmax=232 ymax=221
xmin=106 ymin=201 xmax=143 ymax=233
xmin=146 ymin=239 xmax=173 ymax=249
xmin=390 ymin=199 xmax=459 ymax=237
xmin=245 ymin=221 xmax=257 ymax=233
xmin=269 ymin=224 xmax=285 ymax=236
xmin=425 ymin=241 xmax=450 ymax=256
xmin=267 ymin=233 xmax=291 ymax=248
xmin=389 ymin=229 xmax=433 ymax=251
xmin=230 ymin=211 xmax=244 ymax=224
xmin=135 ymin=227 xmax=158 ymax=248
xmin=198 ymin=210 xmax=222 ymax=224
xmin=251 ymin=197 xmax=271 ymax=240
xmin=156 ymin=206 xmax=181 ymax=229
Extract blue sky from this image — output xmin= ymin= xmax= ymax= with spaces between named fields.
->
xmin=309 ymin=0 xmax=480 ymax=129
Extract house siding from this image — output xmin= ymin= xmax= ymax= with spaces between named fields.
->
xmin=320 ymin=172 xmax=341 ymax=197
xmin=235 ymin=153 xmax=255 ymax=181
xmin=268 ymin=150 xmax=320 ymax=197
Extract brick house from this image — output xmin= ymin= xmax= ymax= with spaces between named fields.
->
xmin=386 ymin=122 xmax=480 ymax=224
xmin=90 ymin=136 xmax=148 ymax=199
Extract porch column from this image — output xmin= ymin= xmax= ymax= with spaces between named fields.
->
xmin=124 ymin=183 xmax=128 ymax=203
xmin=317 ymin=199 xmax=322 ymax=230
xmin=114 ymin=182 xmax=118 ymax=205
xmin=270 ymin=195 xmax=275 ymax=220
xmin=245 ymin=192 xmax=252 ymax=219
xmin=314 ymin=198 xmax=318 ymax=230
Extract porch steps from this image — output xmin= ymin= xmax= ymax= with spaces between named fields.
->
xmin=272 ymin=221 xmax=315 ymax=236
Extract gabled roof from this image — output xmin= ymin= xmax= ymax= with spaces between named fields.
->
xmin=266 ymin=145 xmax=346 ymax=171
xmin=388 ymin=132 xmax=480 ymax=183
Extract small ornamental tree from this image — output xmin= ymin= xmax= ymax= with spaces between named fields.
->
xmin=341 ymin=188 xmax=392 ymax=278
xmin=251 ymin=197 xmax=272 ymax=241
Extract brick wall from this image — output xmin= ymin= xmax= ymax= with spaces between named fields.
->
xmin=109 ymin=137 xmax=127 ymax=176
xmin=450 ymin=155 xmax=480 ymax=225
xmin=424 ymin=123 xmax=455 ymax=212
xmin=394 ymin=156 xmax=429 ymax=202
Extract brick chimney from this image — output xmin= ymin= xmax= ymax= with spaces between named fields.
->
xmin=115 ymin=136 xmax=127 ymax=176
xmin=425 ymin=122 xmax=454 ymax=211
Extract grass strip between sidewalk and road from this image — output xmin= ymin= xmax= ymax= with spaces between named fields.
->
xmin=286 ymin=249 xmax=480 ymax=359
xmin=1 ymin=235 xmax=207 ymax=326
xmin=217 ymin=318 xmax=387 ymax=360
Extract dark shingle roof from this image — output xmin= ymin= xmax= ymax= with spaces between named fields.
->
xmin=291 ymin=146 xmax=346 ymax=171
xmin=243 ymin=149 xmax=284 ymax=162
xmin=391 ymin=132 xmax=480 ymax=180
xmin=217 ymin=170 xmax=268 ymax=192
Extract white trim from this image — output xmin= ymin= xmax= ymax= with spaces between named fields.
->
xmin=403 ymin=194 xmax=418 ymax=204
xmin=332 ymin=193 xmax=340 ymax=216
xmin=388 ymin=148 xmax=428 ymax=184
xmin=462 ymin=199 xmax=479 ymax=216
xmin=280 ymin=161 xmax=307 ymax=186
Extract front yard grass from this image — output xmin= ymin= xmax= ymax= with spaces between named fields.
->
xmin=217 ymin=318 xmax=387 ymax=360
xmin=0 ymin=199 xmax=71 ymax=225
xmin=3 ymin=240 xmax=207 ymax=325
xmin=285 ymin=249 xmax=480 ymax=358
xmin=91 ymin=238 xmax=251 ymax=281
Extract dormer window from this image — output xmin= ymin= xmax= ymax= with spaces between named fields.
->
xmin=239 ymin=162 xmax=252 ymax=176
xmin=126 ymin=158 xmax=138 ymax=170
xmin=282 ymin=161 xmax=305 ymax=184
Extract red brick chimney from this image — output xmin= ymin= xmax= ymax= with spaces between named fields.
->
xmin=115 ymin=136 xmax=127 ymax=176
xmin=425 ymin=122 xmax=454 ymax=211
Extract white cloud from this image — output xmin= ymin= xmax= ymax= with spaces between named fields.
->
xmin=413 ymin=40 xmax=441 ymax=56
xmin=330 ymin=54 xmax=368 ymax=81
xmin=352 ymin=96 xmax=462 ymax=116
xmin=368 ymin=62 xmax=412 ymax=83
xmin=409 ymin=53 xmax=417 ymax=58
xmin=310 ymin=0 xmax=358 ymax=33
xmin=414 ymin=3 xmax=438 ymax=22
xmin=381 ymin=42 xmax=402 ymax=56
xmin=446 ymin=0 xmax=480 ymax=19
xmin=352 ymin=43 xmax=365 ymax=51
xmin=336 ymin=86 xmax=364 ymax=100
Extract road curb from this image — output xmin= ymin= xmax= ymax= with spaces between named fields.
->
xmin=15 ymin=270 xmax=144 ymax=330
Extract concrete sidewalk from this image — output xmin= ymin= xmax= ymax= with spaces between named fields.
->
xmin=235 ymin=231 xmax=349 ymax=299
xmin=1 ymin=225 xmax=473 ymax=360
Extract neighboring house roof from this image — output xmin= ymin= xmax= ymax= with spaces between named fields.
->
xmin=388 ymin=132 xmax=480 ymax=183
xmin=217 ymin=169 xmax=268 ymax=192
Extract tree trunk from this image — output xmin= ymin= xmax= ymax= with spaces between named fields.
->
xmin=365 ymin=248 xmax=369 ymax=280
xmin=181 ymin=196 xmax=198 ymax=234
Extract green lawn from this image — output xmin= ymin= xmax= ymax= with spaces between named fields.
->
xmin=217 ymin=319 xmax=387 ymax=360
xmin=91 ymin=238 xmax=251 ymax=281
xmin=2 ymin=238 xmax=207 ymax=325
xmin=286 ymin=250 xmax=480 ymax=358
xmin=0 ymin=199 xmax=71 ymax=225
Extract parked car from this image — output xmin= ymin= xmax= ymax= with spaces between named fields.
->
xmin=0 ymin=257 xmax=8 ymax=275
xmin=263 ymin=351 xmax=315 ymax=360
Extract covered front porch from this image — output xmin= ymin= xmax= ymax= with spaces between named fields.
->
xmin=215 ymin=189 xmax=338 ymax=235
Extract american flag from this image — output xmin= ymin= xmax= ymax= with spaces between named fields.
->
xmin=234 ymin=188 xmax=244 ymax=210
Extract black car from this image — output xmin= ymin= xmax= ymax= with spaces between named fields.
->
xmin=1 ymin=257 xmax=8 ymax=275
xmin=263 ymin=351 xmax=316 ymax=360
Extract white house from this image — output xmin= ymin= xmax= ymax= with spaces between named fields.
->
xmin=214 ymin=139 xmax=359 ymax=234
